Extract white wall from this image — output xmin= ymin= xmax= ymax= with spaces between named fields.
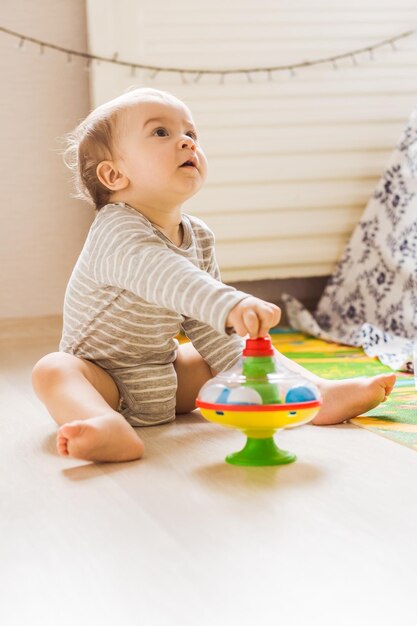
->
xmin=0 ymin=0 xmax=92 ymax=320
xmin=86 ymin=0 xmax=417 ymax=282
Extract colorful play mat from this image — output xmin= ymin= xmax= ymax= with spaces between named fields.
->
xmin=270 ymin=328 xmax=417 ymax=450
xmin=182 ymin=329 xmax=417 ymax=451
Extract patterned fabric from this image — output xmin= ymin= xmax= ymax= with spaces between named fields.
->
xmin=283 ymin=108 xmax=417 ymax=372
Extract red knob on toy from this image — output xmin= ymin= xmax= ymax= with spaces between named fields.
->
xmin=242 ymin=335 xmax=274 ymax=357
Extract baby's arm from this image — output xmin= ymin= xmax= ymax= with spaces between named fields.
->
xmin=200 ymin=223 xmax=280 ymax=338
xmin=89 ymin=211 xmax=249 ymax=334
xmin=181 ymin=295 xmax=280 ymax=374
xmin=181 ymin=317 xmax=245 ymax=374
xmin=181 ymin=224 xmax=280 ymax=372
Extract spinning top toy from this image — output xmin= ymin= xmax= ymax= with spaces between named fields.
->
xmin=196 ymin=335 xmax=322 ymax=466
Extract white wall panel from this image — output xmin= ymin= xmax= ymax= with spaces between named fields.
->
xmin=86 ymin=0 xmax=417 ymax=281
xmin=0 ymin=0 xmax=91 ymax=319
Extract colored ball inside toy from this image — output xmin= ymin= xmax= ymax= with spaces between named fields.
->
xmin=199 ymin=384 xmax=230 ymax=404
xmin=228 ymin=386 xmax=262 ymax=405
xmin=285 ymin=384 xmax=318 ymax=404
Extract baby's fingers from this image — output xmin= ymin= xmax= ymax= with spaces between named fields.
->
xmin=230 ymin=315 xmax=249 ymax=337
xmin=242 ymin=309 xmax=260 ymax=338
xmin=259 ymin=305 xmax=281 ymax=337
xmin=258 ymin=315 xmax=272 ymax=338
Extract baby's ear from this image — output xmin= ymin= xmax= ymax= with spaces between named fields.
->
xmin=96 ymin=161 xmax=128 ymax=191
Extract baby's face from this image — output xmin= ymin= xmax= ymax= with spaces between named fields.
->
xmin=114 ymin=97 xmax=207 ymax=207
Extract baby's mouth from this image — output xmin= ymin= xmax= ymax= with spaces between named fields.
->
xmin=180 ymin=158 xmax=197 ymax=168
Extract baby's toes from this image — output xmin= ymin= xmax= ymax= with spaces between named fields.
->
xmin=56 ymin=422 xmax=85 ymax=456
xmin=56 ymin=434 xmax=69 ymax=456
xmin=382 ymin=373 xmax=396 ymax=398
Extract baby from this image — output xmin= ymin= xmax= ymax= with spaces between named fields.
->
xmin=32 ymin=87 xmax=396 ymax=463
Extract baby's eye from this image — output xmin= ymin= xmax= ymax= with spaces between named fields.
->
xmin=153 ymin=127 xmax=169 ymax=137
xmin=186 ymin=131 xmax=198 ymax=141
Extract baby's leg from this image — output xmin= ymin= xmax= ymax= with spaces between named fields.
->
xmin=32 ymin=352 xmax=144 ymax=462
xmin=174 ymin=342 xmax=215 ymax=413
xmin=274 ymin=350 xmax=396 ymax=425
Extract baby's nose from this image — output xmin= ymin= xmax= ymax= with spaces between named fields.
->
xmin=179 ymin=136 xmax=196 ymax=150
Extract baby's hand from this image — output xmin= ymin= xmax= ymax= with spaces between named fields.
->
xmin=226 ymin=297 xmax=281 ymax=338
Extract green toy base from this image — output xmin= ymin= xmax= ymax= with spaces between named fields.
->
xmin=226 ymin=436 xmax=296 ymax=467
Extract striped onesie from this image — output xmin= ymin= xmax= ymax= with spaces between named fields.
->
xmin=59 ymin=202 xmax=248 ymax=426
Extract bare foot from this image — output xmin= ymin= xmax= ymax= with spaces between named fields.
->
xmin=56 ymin=412 xmax=144 ymax=462
xmin=312 ymin=373 xmax=396 ymax=426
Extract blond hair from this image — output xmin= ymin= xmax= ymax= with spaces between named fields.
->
xmin=63 ymin=87 xmax=182 ymax=210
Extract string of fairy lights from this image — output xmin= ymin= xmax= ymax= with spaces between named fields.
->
xmin=0 ymin=25 xmax=415 ymax=83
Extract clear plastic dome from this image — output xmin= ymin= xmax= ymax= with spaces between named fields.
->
xmin=197 ymin=336 xmax=321 ymax=411
xmin=198 ymin=357 xmax=321 ymax=408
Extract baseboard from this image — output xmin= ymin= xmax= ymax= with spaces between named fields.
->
xmin=0 ymin=315 xmax=63 ymax=341
xmin=229 ymin=276 xmax=328 ymax=325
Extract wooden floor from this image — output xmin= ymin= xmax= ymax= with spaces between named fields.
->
xmin=2 ymin=335 xmax=417 ymax=626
